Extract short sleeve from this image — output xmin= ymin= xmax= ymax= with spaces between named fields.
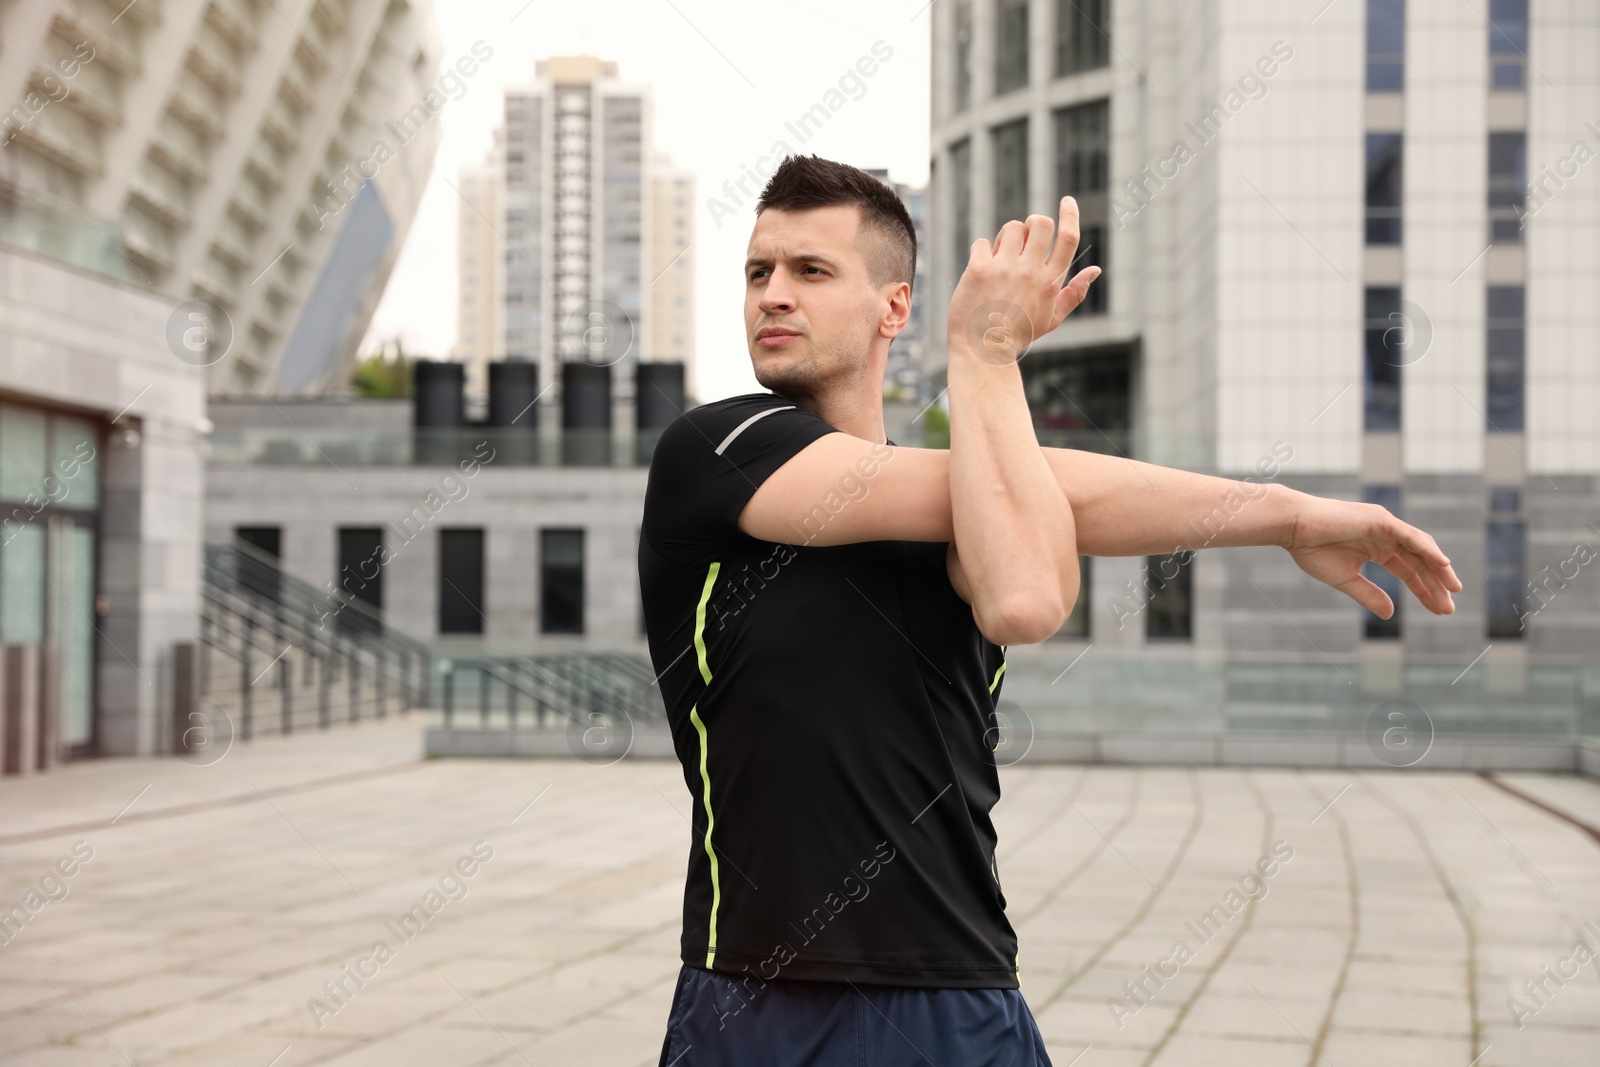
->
xmin=642 ymin=394 xmax=838 ymax=561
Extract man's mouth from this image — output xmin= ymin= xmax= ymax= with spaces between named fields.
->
xmin=756 ymin=328 xmax=802 ymax=347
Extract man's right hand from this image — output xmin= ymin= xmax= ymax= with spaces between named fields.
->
xmin=946 ymin=195 xmax=1102 ymax=365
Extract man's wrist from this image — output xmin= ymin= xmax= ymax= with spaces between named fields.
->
xmin=1267 ymin=481 xmax=1305 ymax=551
xmin=945 ymin=336 xmax=1026 ymax=377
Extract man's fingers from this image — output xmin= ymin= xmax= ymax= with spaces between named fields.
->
xmin=1386 ymin=552 xmax=1443 ymax=614
xmin=1074 ymin=265 xmax=1102 ymax=297
xmin=1398 ymin=523 xmax=1455 ymax=577
xmin=1382 ymin=548 xmax=1456 ymax=615
xmin=1022 ymin=213 xmax=1054 ymax=265
xmin=1412 ymin=550 xmax=1458 ymax=612
xmin=1381 ymin=550 xmax=1433 ymax=610
xmin=994 ymin=219 xmax=1028 ymax=257
xmin=1377 ymin=513 xmax=1459 ymax=609
xmin=1415 ymin=551 xmax=1459 ymax=614
xmin=1046 ymin=195 xmax=1081 ymax=279
xmin=1421 ymin=541 xmax=1462 ymax=591
xmin=1337 ymin=573 xmax=1394 ymax=618
xmin=1052 ymin=267 xmax=1102 ymax=325
xmin=1051 ymin=280 xmax=1079 ymax=326
xmin=968 ymin=236 xmax=993 ymax=264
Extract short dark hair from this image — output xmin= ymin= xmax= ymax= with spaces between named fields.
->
xmin=754 ymin=154 xmax=916 ymax=297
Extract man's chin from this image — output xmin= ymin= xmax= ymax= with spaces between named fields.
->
xmin=751 ymin=345 xmax=794 ymax=373
xmin=752 ymin=360 xmax=808 ymax=395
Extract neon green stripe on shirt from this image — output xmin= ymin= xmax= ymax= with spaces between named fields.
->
xmin=695 ymin=561 xmax=720 ymax=684
xmin=690 ymin=561 xmax=722 ymax=967
xmin=690 ymin=705 xmax=720 ymax=969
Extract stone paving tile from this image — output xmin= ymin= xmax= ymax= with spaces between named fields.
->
xmin=1326 ymin=986 xmax=1474 ymax=1037
xmin=0 ymin=978 xmax=56 ymax=1015
xmin=1341 ymin=957 xmax=1467 ymax=998
xmin=1477 ymin=1022 xmax=1600 ymax=1065
xmin=1147 ymin=1033 xmax=1311 ymax=1066
xmin=0 ymin=724 xmax=1597 ymax=1065
xmin=1319 ymin=1029 xmax=1475 ymax=1065
xmin=0 ymin=1005 xmax=85 ymax=1060
xmin=1495 ymin=773 xmax=1600 ymax=830
xmin=1033 ymin=993 xmax=1180 ymax=1052
xmin=1174 ymin=990 xmax=1326 ymax=1040
xmin=150 ymin=1033 xmax=359 ymax=1067
xmin=1203 ymin=960 xmax=1342 ymax=1003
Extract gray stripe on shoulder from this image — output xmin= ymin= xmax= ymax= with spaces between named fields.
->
xmin=713 ymin=405 xmax=795 ymax=455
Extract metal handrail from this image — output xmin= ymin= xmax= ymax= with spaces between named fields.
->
xmin=199 ymin=583 xmax=422 ymax=739
xmin=436 ymin=651 xmax=663 ymax=729
xmin=202 ymin=541 xmax=429 ymax=705
xmin=205 ymin=539 xmax=430 ymax=660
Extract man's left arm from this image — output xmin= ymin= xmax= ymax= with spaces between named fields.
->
xmin=739 ymin=427 xmax=1463 ymax=620
xmin=1036 ymin=447 xmax=1462 ymax=619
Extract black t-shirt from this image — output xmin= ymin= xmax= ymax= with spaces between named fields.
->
xmin=638 ymin=391 xmax=1018 ymax=989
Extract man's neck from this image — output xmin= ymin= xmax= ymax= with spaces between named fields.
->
xmin=774 ymin=389 xmax=887 ymax=445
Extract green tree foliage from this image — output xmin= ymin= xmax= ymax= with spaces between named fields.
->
xmin=352 ymin=338 xmax=414 ymax=398
xmin=922 ymin=404 xmax=950 ymax=449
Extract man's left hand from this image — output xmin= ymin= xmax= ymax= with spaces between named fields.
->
xmin=1282 ymin=492 xmax=1462 ymax=617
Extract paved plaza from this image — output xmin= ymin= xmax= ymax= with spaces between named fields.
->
xmin=1 ymin=717 xmax=1598 ymax=1066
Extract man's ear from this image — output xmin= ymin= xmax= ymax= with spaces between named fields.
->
xmin=878 ymin=282 xmax=911 ymax=339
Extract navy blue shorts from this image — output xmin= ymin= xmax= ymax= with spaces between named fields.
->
xmin=656 ymin=963 xmax=1054 ymax=1066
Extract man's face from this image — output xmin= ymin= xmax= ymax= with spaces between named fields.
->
xmin=743 ymin=204 xmax=888 ymax=398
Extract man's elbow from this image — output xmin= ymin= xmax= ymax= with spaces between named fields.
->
xmin=977 ymin=588 xmax=1073 ymax=646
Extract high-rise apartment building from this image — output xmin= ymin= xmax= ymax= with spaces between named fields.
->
xmin=0 ymin=0 xmax=443 ymax=394
xmin=649 ymin=151 xmax=695 ymax=382
xmin=929 ymin=1 xmax=1599 ymax=666
xmin=455 ymin=165 xmax=497 ymax=400
xmin=457 ymin=56 xmax=695 ymax=419
xmin=866 ymin=168 xmax=931 ymax=405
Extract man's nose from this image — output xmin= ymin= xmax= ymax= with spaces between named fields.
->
xmin=760 ymin=269 xmax=796 ymax=312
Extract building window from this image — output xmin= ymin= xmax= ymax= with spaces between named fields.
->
xmin=1145 ymin=552 xmax=1193 ymax=640
xmin=1364 ymin=133 xmax=1403 ymax=245
xmin=991 ymin=118 xmax=1029 ymax=228
xmin=438 ymin=528 xmax=485 ymax=635
xmin=1055 ymin=100 xmax=1110 ymax=316
xmin=540 ymin=528 xmax=585 ymax=634
xmin=954 ymin=0 xmax=974 ymax=112
xmin=1363 ymin=287 xmax=1403 ymax=431
xmin=235 ymin=526 xmax=282 ymax=604
xmin=0 ymin=405 xmax=100 ymax=751
xmin=995 ymin=0 xmax=1030 ymax=95
xmin=337 ymin=528 xmax=383 ymax=635
xmin=1488 ymin=131 xmax=1526 ymax=243
xmin=1024 ymin=342 xmax=1133 ymax=452
xmin=1486 ymin=488 xmax=1525 ymax=639
xmin=1366 ymin=0 xmax=1405 ymax=92
xmin=0 ymin=523 xmax=44 ymax=645
xmin=951 ymin=137 xmax=973 ymax=265
xmin=1488 ymin=0 xmax=1527 ymax=89
xmin=1076 ymin=223 xmax=1108 ymax=315
xmin=1486 ymin=285 xmax=1525 ymax=431
xmin=1362 ymin=486 xmax=1403 ymax=639
xmin=1054 ymin=99 xmax=1109 ymax=196
xmin=236 ymin=526 xmax=281 ymax=559
xmin=1054 ymin=556 xmax=1091 ymax=639
xmin=1056 ymin=0 xmax=1110 ymax=77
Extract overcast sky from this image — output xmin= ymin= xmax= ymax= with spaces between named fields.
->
xmin=360 ymin=0 xmax=934 ymax=403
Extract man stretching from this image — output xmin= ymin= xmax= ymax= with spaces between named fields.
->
xmin=638 ymin=154 xmax=1460 ymax=1065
